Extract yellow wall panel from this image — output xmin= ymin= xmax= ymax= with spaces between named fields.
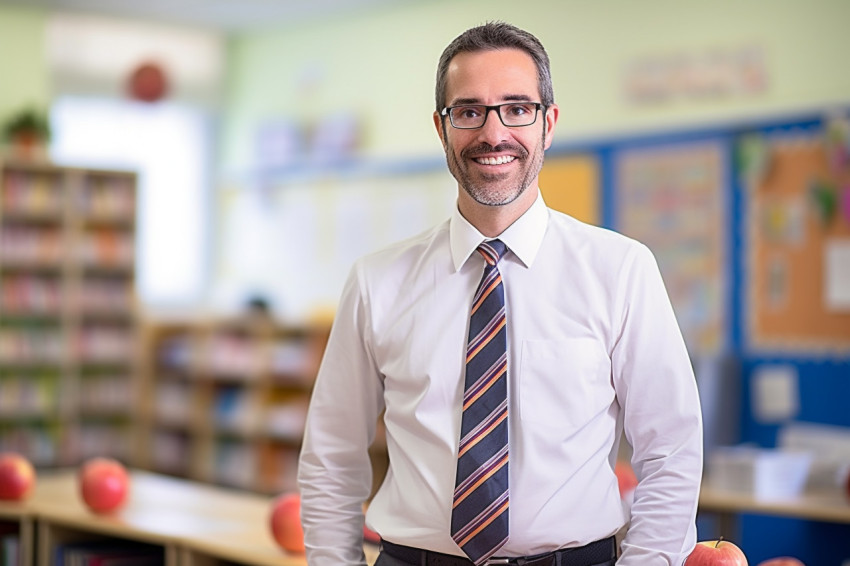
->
xmin=539 ymin=154 xmax=600 ymax=225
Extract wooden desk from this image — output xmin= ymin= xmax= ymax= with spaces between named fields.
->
xmin=0 ymin=469 xmax=379 ymax=566
xmin=698 ymin=483 xmax=850 ymax=537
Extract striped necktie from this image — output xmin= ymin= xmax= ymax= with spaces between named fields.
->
xmin=451 ymin=239 xmax=509 ymax=565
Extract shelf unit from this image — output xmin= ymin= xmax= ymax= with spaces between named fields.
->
xmin=0 ymin=158 xmax=141 ymax=469
xmin=143 ymin=316 xmax=331 ymax=494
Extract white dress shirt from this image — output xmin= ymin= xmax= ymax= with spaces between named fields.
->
xmin=298 ymin=190 xmax=702 ymax=566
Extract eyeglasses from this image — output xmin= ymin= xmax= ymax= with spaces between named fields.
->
xmin=441 ymin=102 xmax=544 ymax=129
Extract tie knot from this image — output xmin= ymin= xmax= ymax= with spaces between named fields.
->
xmin=477 ymin=239 xmax=506 ymax=267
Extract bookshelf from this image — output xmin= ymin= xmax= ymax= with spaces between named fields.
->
xmin=0 ymin=159 xmax=141 ymax=469
xmin=143 ymin=317 xmax=330 ymax=494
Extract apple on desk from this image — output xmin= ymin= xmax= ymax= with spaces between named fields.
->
xmin=685 ymin=539 xmax=748 ymax=565
xmin=79 ymin=457 xmax=130 ymax=513
xmin=0 ymin=452 xmax=36 ymax=501
xmin=270 ymin=492 xmax=305 ymax=554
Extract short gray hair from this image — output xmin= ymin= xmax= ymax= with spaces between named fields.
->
xmin=435 ymin=21 xmax=554 ymax=112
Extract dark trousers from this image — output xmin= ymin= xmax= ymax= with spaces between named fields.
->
xmin=376 ymin=537 xmax=617 ymax=566
xmin=375 ymin=554 xmax=616 ymax=566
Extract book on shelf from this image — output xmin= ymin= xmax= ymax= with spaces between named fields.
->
xmin=0 ymin=274 xmax=62 ymax=314
xmin=79 ymin=175 xmax=135 ymax=221
xmin=214 ymin=440 xmax=256 ymax=489
xmin=259 ymin=444 xmax=300 ymax=494
xmin=53 ymin=541 xmax=163 ymax=566
xmin=207 ymin=333 xmax=262 ymax=377
xmin=0 ymin=226 xmax=64 ymax=265
xmin=0 ymin=522 xmax=18 ymax=566
xmin=270 ymin=339 xmax=312 ymax=377
xmin=213 ymin=386 xmax=258 ymax=433
xmin=0 ymin=534 xmax=18 ymax=566
xmin=156 ymin=336 xmax=192 ymax=372
xmin=75 ymin=423 xmax=132 ymax=462
xmin=151 ymin=430 xmax=190 ymax=474
xmin=265 ymin=398 xmax=309 ymax=440
xmin=1 ymin=169 xmax=63 ymax=217
xmin=78 ymin=374 xmax=132 ymax=414
xmin=0 ymin=424 xmax=58 ymax=465
xmin=0 ymin=371 xmax=58 ymax=416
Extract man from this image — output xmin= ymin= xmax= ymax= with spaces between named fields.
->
xmin=298 ymin=21 xmax=702 ymax=566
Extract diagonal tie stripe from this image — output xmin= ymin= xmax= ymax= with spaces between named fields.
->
xmin=457 ymin=398 xmax=507 ymax=457
xmin=452 ymin=239 xmax=509 ymax=566
xmin=453 ymin=491 xmax=510 ymax=548
xmin=453 ymin=444 xmax=509 ymax=506
xmin=470 ymin=269 xmax=501 ymax=315
xmin=462 ymin=352 xmax=507 ymax=410
xmin=466 ymin=305 xmax=506 ymax=362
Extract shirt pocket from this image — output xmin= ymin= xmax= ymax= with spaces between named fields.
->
xmin=518 ymin=338 xmax=613 ymax=431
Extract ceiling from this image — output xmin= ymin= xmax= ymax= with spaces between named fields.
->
xmin=0 ymin=0 xmax=411 ymax=32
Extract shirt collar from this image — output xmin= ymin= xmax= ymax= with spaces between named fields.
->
xmin=449 ymin=189 xmax=549 ymax=271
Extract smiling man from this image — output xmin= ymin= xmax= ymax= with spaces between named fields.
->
xmin=437 ymin=47 xmax=553 ymax=221
xmin=298 ymin=22 xmax=703 ymax=566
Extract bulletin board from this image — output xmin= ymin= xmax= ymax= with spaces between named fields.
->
xmin=613 ymin=140 xmax=728 ymax=355
xmin=747 ymin=129 xmax=850 ymax=350
xmin=539 ymin=154 xmax=600 ymax=225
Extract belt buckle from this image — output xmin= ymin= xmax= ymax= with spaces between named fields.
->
xmin=484 ymin=559 xmax=510 ymax=565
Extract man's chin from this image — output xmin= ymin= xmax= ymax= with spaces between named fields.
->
xmin=464 ymin=184 xmax=525 ymax=207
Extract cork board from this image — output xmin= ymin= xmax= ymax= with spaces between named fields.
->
xmin=749 ymin=135 xmax=850 ymax=350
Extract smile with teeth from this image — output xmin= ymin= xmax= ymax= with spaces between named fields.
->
xmin=474 ymin=155 xmax=515 ymax=165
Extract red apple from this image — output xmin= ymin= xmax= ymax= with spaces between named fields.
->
xmin=269 ymin=492 xmax=305 ymax=554
xmin=614 ymin=461 xmax=638 ymax=499
xmin=363 ymin=523 xmax=380 ymax=544
xmin=686 ymin=540 xmax=748 ymax=565
xmin=756 ymin=559 xmax=805 ymax=566
xmin=0 ymin=452 xmax=36 ymax=501
xmin=79 ymin=457 xmax=129 ymax=513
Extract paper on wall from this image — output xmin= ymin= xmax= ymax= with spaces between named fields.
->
xmin=825 ymin=238 xmax=850 ymax=311
xmin=751 ymin=364 xmax=799 ymax=424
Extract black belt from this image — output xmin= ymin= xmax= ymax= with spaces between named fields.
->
xmin=381 ymin=536 xmax=616 ymax=566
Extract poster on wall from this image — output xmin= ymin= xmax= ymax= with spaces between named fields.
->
xmin=615 ymin=139 xmax=727 ymax=355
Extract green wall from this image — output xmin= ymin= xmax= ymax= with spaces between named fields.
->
xmin=221 ymin=0 xmax=850 ymax=173
xmin=1 ymin=1 xmax=848 ymax=176
xmin=0 ymin=5 xmax=50 ymax=132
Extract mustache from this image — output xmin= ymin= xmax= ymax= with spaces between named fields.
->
xmin=461 ymin=143 xmax=528 ymax=160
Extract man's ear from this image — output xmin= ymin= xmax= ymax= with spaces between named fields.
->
xmin=543 ymin=103 xmax=559 ymax=150
xmin=434 ymin=111 xmax=447 ymax=149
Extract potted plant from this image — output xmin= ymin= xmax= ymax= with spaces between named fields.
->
xmin=2 ymin=106 xmax=51 ymax=157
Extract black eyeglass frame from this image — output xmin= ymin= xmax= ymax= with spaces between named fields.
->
xmin=440 ymin=102 xmax=545 ymax=129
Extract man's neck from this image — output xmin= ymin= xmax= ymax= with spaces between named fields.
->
xmin=457 ymin=186 xmax=538 ymax=238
